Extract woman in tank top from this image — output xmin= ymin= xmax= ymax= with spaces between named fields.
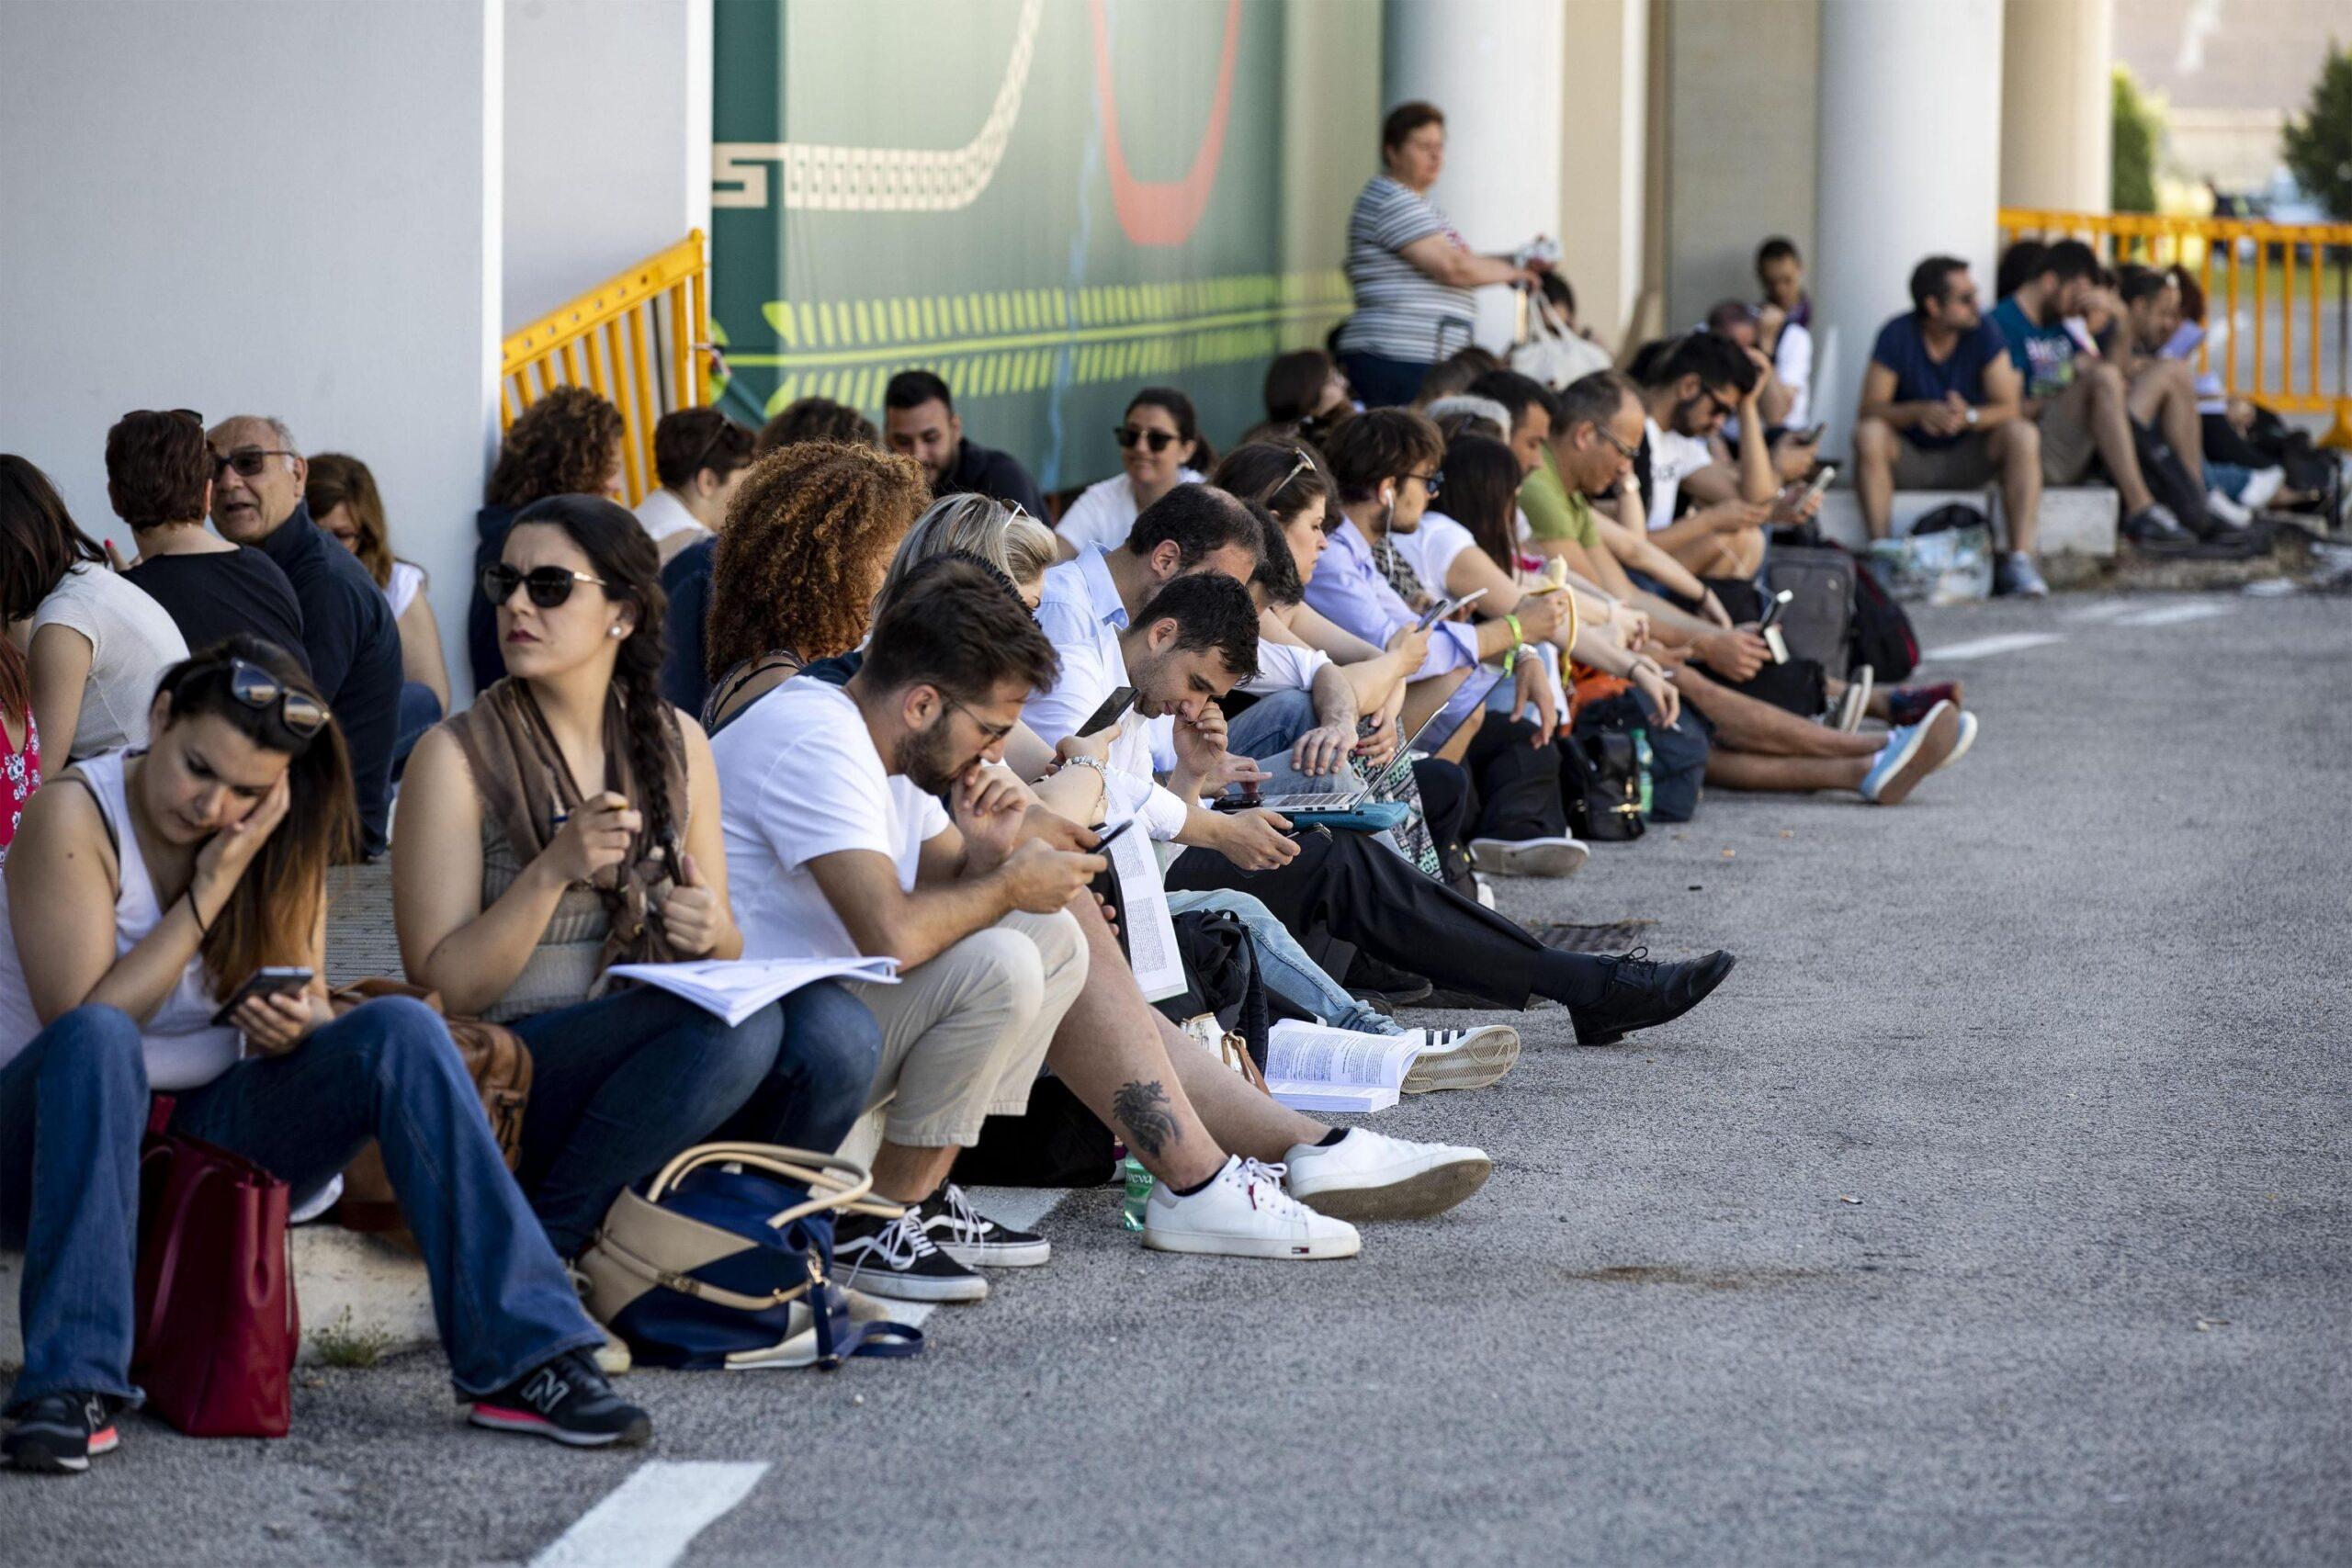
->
xmin=0 ymin=637 xmax=647 ymax=1472
xmin=393 ymin=496 xmax=880 ymax=1295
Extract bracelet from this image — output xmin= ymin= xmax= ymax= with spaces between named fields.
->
xmin=1061 ymin=755 xmax=1109 ymax=776
xmin=1502 ymin=612 xmax=1524 ymax=671
xmin=184 ymin=886 xmax=209 ymax=937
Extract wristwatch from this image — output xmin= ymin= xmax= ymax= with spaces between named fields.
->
xmin=1963 ymin=406 xmax=1980 ymax=426
xmin=1061 ymin=754 xmax=1110 ymax=778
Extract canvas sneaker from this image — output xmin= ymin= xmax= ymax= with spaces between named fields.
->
xmin=1143 ymin=1156 xmax=1359 ymax=1259
xmin=919 ymin=1183 xmax=1051 ymax=1269
xmin=1469 ymin=835 xmax=1589 ymax=878
xmin=1398 ymin=1024 xmax=1521 ymax=1094
xmin=1831 ymin=666 xmax=1872 ymax=733
xmin=1860 ymin=702 xmax=1959 ymax=804
xmin=468 ymin=1350 xmax=650 ymax=1449
xmin=1282 ymin=1128 xmax=1492 ymax=1221
xmin=4 ymin=1392 xmax=121 ymax=1474
xmin=1937 ymin=710 xmax=1979 ymax=771
xmin=833 ymin=1206 xmax=989 ymax=1303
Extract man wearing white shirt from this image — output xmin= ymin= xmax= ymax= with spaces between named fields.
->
xmin=633 ymin=410 xmax=752 ymax=566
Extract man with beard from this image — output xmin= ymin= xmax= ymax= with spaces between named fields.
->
xmin=882 ymin=369 xmax=1047 ymax=518
xmin=712 ymin=559 xmax=1099 ymax=1303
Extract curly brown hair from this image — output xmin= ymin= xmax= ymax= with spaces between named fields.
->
xmin=706 ymin=441 xmax=928 ymax=677
xmin=486 ymin=386 xmax=624 ymax=508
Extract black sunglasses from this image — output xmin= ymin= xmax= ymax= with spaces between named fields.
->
xmin=210 ymin=656 xmax=330 ymax=739
xmin=1405 ymin=469 xmax=1444 ymax=499
xmin=1114 ymin=424 xmax=1180 ymax=453
xmin=213 ymin=447 xmax=296 ymax=479
xmin=481 ymin=561 xmax=610 ymax=610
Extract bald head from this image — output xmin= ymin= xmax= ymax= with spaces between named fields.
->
xmin=207 ymin=414 xmax=307 ymax=543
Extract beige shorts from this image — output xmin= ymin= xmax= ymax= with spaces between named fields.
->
xmin=1891 ymin=434 xmax=1998 ymax=491
xmin=2034 ymin=376 xmax=2101 ymax=484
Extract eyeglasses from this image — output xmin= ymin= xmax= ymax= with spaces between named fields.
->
xmin=481 ymin=562 xmax=610 ymax=610
xmin=1114 ymin=425 xmax=1180 ymax=453
xmin=944 ymin=698 xmax=1015 ymax=743
xmin=210 ymin=656 xmax=330 ymax=739
xmin=1593 ymin=425 xmax=1640 ymax=461
xmin=1405 ymin=470 xmax=1443 ymax=499
xmin=213 ymin=446 xmax=297 ymax=479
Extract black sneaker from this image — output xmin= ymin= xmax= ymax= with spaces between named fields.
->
xmin=1342 ymin=951 xmax=1433 ymax=1008
xmin=833 ymin=1207 xmax=989 ymax=1303
xmin=4 ymin=1392 xmax=120 ymax=1474
xmin=1569 ymin=948 xmax=1737 ymax=1046
xmin=469 ymin=1350 xmax=651 ymax=1449
xmin=919 ymin=1183 xmax=1051 ymax=1268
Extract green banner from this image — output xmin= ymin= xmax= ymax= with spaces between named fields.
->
xmin=711 ymin=0 xmax=1381 ymax=495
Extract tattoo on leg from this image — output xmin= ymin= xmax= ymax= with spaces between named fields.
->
xmin=1112 ymin=1079 xmax=1176 ymax=1158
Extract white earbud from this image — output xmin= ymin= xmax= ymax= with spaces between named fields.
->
xmin=608 ymin=626 xmax=624 ymax=638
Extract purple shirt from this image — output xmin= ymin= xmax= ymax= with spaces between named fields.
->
xmin=1301 ymin=518 xmax=1480 ymax=681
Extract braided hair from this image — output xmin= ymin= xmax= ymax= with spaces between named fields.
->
xmin=507 ymin=495 xmax=681 ymax=863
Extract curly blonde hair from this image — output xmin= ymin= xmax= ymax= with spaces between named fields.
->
xmin=486 ymin=387 xmax=623 ymax=508
xmin=706 ymin=441 xmax=928 ymax=677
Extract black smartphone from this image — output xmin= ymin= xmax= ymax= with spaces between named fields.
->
xmin=1091 ymin=818 xmax=1138 ymax=852
xmin=1756 ymin=589 xmax=1795 ymax=633
xmin=209 ymin=966 xmax=314 ymax=1027
xmin=1079 ymin=685 xmax=1136 ymax=737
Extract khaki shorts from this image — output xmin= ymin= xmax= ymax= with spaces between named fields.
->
xmin=2034 ymin=376 xmax=2101 ymax=484
xmin=1892 ymin=434 xmax=1998 ymax=490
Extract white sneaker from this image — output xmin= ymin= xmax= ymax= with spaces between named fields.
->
xmin=1469 ymin=835 xmax=1589 ymax=877
xmin=1833 ymin=666 xmax=1872 ymax=733
xmin=1935 ymin=710 xmax=1978 ymax=771
xmin=2204 ymin=488 xmax=2253 ymax=529
xmin=1282 ymin=1128 xmax=1492 ymax=1221
xmin=1398 ymin=1024 xmax=1521 ymax=1094
xmin=2239 ymin=466 xmax=2286 ymax=513
xmin=1142 ymin=1157 xmax=1360 ymax=1260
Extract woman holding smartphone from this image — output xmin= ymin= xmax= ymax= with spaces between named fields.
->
xmin=395 ymin=495 xmax=879 ymax=1346
xmin=0 ymin=637 xmax=647 ymax=1472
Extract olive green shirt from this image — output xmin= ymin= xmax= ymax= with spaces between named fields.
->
xmin=1518 ymin=447 xmax=1598 ymax=548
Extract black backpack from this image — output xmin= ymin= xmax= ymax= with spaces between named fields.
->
xmin=2129 ymin=418 xmax=2216 ymax=538
xmin=1761 ymin=544 xmax=1856 ymax=673
xmin=1560 ymin=726 xmax=1646 ymax=841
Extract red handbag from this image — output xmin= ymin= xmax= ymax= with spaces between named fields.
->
xmin=130 ymin=1101 xmax=299 ymax=1438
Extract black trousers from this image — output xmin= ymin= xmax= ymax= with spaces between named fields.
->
xmin=1461 ymin=713 xmax=1569 ymax=841
xmin=1167 ymin=826 xmax=1544 ymax=1008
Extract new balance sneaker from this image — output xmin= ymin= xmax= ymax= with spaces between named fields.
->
xmin=4 ymin=1392 xmax=121 ymax=1474
xmin=1282 ymin=1129 xmax=1492 ymax=1221
xmin=1398 ymin=1024 xmax=1521 ymax=1094
xmin=833 ymin=1206 xmax=989 ymax=1303
xmin=1860 ymin=701 xmax=1959 ymax=804
xmin=919 ymin=1183 xmax=1051 ymax=1269
xmin=1568 ymin=947 xmax=1738 ymax=1046
xmin=1831 ymin=666 xmax=1872 ymax=733
xmin=1141 ymin=1156 xmax=1360 ymax=1259
xmin=1469 ymin=835 xmax=1589 ymax=878
xmin=468 ymin=1351 xmax=650 ymax=1449
xmin=1937 ymin=710 xmax=1979 ymax=771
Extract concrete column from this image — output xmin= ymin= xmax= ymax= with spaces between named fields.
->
xmin=2000 ymin=0 xmax=2112 ymax=213
xmin=1557 ymin=0 xmax=1652 ymax=349
xmin=0 ymin=0 xmax=503 ymax=694
xmin=1811 ymin=0 xmax=2004 ymax=456
xmin=1382 ymin=0 xmax=1566 ymax=353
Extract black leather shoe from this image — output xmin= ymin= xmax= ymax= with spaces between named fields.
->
xmin=1570 ymin=948 xmax=1736 ymax=1045
xmin=1343 ymin=952 xmax=1434 ymax=1009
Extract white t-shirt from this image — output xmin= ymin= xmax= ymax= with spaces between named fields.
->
xmin=1390 ymin=511 xmax=1480 ymax=596
xmin=634 ymin=488 xmax=709 ymax=549
xmin=1242 ymin=638 xmax=1332 ymax=697
xmin=386 ymin=560 xmax=424 ymax=620
xmin=713 ymin=681 xmax=948 ymax=962
xmin=1053 ymin=471 xmax=1204 ymax=558
xmin=1642 ymin=419 xmax=1715 ymax=534
xmin=1774 ymin=320 xmax=1813 ymax=428
xmin=32 ymin=564 xmax=189 ymax=759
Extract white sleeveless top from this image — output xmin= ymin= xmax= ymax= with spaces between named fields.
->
xmin=0 ymin=750 xmax=240 ymax=1089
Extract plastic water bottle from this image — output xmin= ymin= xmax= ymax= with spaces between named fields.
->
xmin=1632 ymin=727 xmax=1655 ymax=818
xmin=1120 ymin=1156 xmax=1153 ymax=1231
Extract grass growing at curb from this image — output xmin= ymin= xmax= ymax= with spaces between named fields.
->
xmin=311 ymin=1307 xmax=393 ymax=1370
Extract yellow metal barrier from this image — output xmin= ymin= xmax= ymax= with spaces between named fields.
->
xmin=500 ymin=231 xmax=711 ymax=504
xmin=1997 ymin=209 xmax=2352 ymax=449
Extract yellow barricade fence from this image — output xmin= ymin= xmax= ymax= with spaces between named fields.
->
xmin=499 ymin=231 xmax=711 ymax=505
xmin=1997 ymin=209 xmax=2352 ymax=449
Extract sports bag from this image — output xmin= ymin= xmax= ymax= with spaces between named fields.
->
xmin=132 ymin=1103 xmax=297 ymax=1437
xmin=579 ymin=1144 xmax=922 ymax=1371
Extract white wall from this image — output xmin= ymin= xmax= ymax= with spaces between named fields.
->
xmin=503 ymin=0 xmax=712 ymax=326
xmin=0 ymin=0 xmax=501 ymax=695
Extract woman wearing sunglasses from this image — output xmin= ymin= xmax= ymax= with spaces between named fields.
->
xmin=1049 ymin=388 xmax=1213 ymax=562
xmin=0 ymin=456 xmax=187 ymax=766
xmin=396 ymin=496 xmax=879 ymax=1360
xmin=0 ymin=637 xmax=648 ymax=1471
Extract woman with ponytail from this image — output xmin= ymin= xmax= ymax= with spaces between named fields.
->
xmin=0 ymin=637 xmax=647 ymax=1472
xmin=1050 ymin=387 xmax=1214 ymax=560
xmin=395 ymin=497 xmax=879 ymax=1330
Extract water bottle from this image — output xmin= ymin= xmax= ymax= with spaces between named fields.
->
xmin=1632 ymin=726 xmax=1655 ymax=818
xmin=1120 ymin=1156 xmax=1153 ymax=1231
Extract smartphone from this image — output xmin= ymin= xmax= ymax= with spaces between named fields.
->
xmin=1800 ymin=464 xmax=1838 ymax=506
xmin=1756 ymin=589 xmax=1795 ymax=633
xmin=1792 ymin=423 xmax=1826 ymax=446
xmin=1415 ymin=586 xmax=1488 ymax=631
xmin=209 ymin=966 xmax=315 ymax=1027
xmin=1091 ymin=818 xmax=1138 ymax=851
xmin=1078 ymin=685 xmax=1136 ymax=738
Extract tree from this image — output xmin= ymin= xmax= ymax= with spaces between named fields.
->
xmin=2283 ymin=40 xmax=2352 ymax=221
xmin=2111 ymin=65 xmax=2160 ymax=214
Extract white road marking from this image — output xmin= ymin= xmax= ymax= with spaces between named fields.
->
xmin=2112 ymin=603 xmax=2233 ymax=627
xmin=2065 ymin=602 xmax=2134 ymax=623
xmin=531 ymin=1461 xmax=768 ymax=1568
xmin=1923 ymin=632 xmax=2068 ymax=662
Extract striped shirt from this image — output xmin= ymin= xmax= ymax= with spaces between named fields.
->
xmin=1335 ymin=175 xmax=1475 ymax=364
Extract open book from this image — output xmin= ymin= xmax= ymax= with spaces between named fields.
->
xmin=1263 ymin=1021 xmax=1431 ymax=1113
xmin=607 ymin=955 xmax=901 ymax=1027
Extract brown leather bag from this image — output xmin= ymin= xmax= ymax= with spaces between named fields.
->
xmin=327 ymin=979 xmax=532 ymax=1242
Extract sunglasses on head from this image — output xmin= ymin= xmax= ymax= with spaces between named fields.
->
xmin=198 ymin=656 xmax=330 ymax=739
xmin=481 ymin=561 xmax=610 ymax=610
xmin=1114 ymin=424 xmax=1180 ymax=453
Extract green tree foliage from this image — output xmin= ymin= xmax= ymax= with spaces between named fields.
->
xmin=2111 ymin=65 xmax=2160 ymax=214
xmin=2283 ymin=41 xmax=2352 ymax=220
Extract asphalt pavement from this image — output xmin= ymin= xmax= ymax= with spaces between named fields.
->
xmin=5 ymin=590 xmax=2347 ymax=1566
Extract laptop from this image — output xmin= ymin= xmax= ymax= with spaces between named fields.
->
xmin=1213 ymin=668 xmax=1506 ymax=814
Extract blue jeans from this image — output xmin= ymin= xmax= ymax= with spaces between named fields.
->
xmin=712 ymin=979 xmax=883 ymax=1155
xmin=1339 ymin=349 xmax=1439 ymax=410
xmin=391 ymin=681 xmax=443 ymax=781
xmin=1227 ymin=688 xmax=1328 ymax=797
xmin=0 ymin=999 xmax=601 ymax=1410
xmin=1167 ymin=888 xmax=1399 ymax=1036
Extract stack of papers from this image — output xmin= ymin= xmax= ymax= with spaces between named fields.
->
xmin=608 ymin=956 xmax=901 ymax=1027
